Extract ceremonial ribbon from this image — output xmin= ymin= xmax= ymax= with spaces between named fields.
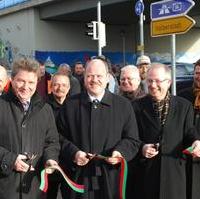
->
xmin=39 ymin=165 xmax=84 ymax=193
xmin=182 ymin=146 xmax=193 ymax=155
xmin=88 ymin=154 xmax=128 ymax=199
xmin=118 ymin=157 xmax=128 ymax=199
xmin=39 ymin=157 xmax=127 ymax=199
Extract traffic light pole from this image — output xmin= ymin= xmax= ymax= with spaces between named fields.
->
xmin=97 ymin=1 xmax=102 ymax=56
xmin=171 ymin=34 xmax=176 ymax=95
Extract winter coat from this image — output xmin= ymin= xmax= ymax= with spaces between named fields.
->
xmin=0 ymin=89 xmax=60 ymax=199
xmin=128 ymin=95 xmax=199 ymax=199
xmin=179 ymin=87 xmax=200 ymax=199
xmin=57 ymin=90 xmax=140 ymax=199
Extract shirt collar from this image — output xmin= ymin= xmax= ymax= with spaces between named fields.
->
xmin=88 ymin=90 xmax=105 ymax=102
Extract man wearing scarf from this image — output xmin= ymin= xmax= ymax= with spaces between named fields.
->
xmin=128 ymin=63 xmax=200 ymax=199
xmin=179 ymin=59 xmax=200 ymax=199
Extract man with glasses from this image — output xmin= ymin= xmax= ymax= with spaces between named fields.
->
xmin=128 ymin=63 xmax=200 ymax=199
xmin=57 ymin=56 xmax=140 ymax=199
xmin=119 ymin=65 xmax=145 ymax=101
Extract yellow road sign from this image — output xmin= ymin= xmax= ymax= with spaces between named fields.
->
xmin=151 ymin=15 xmax=195 ymax=37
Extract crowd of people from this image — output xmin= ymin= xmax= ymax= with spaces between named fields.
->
xmin=0 ymin=55 xmax=200 ymax=199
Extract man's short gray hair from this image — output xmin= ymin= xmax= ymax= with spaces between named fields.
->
xmin=120 ymin=65 xmax=141 ymax=80
xmin=148 ymin=62 xmax=172 ymax=80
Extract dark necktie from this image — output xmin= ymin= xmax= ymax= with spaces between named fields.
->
xmin=92 ymin=99 xmax=100 ymax=109
xmin=21 ymin=101 xmax=30 ymax=112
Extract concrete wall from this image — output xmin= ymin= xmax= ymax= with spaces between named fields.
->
xmin=0 ymin=6 xmax=200 ymax=65
xmin=0 ymin=8 xmax=35 ymax=61
xmin=34 ymin=9 xmax=136 ymax=52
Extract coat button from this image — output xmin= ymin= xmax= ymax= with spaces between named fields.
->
xmin=1 ymin=163 xmax=8 ymax=170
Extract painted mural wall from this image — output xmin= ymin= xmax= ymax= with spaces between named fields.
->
xmin=0 ymin=8 xmax=35 ymax=67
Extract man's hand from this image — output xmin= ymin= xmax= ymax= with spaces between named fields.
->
xmin=74 ymin=151 xmax=90 ymax=166
xmin=14 ymin=154 xmax=35 ymax=173
xmin=142 ymin=144 xmax=159 ymax=158
xmin=46 ymin=159 xmax=58 ymax=167
xmin=106 ymin=151 xmax=123 ymax=165
xmin=192 ymin=140 xmax=200 ymax=157
xmin=45 ymin=159 xmax=58 ymax=174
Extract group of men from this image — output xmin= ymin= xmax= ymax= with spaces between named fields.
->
xmin=0 ymin=55 xmax=200 ymax=199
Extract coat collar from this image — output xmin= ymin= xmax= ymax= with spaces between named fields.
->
xmin=3 ymin=87 xmax=45 ymax=111
xmin=81 ymin=89 xmax=112 ymax=107
xmin=140 ymin=95 xmax=177 ymax=131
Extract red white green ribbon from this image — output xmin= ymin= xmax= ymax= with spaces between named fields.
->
xmin=39 ymin=165 xmax=84 ymax=193
xmin=183 ymin=146 xmax=193 ymax=155
xmin=91 ymin=155 xmax=128 ymax=199
xmin=119 ymin=158 xmax=128 ymax=199
xmin=39 ymin=157 xmax=127 ymax=199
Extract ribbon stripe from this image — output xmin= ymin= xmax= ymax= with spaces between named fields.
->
xmin=39 ymin=156 xmax=127 ymax=199
xmin=183 ymin=146 xmax=193 ymax=155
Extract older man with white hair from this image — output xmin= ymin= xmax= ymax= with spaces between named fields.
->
xmin=119 ymin=65 xmax=145 ymax=101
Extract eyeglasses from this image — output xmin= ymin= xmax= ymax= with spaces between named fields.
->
xmin=147 ymin=79 xmax=169 ymax=85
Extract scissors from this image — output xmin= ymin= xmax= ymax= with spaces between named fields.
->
xmin=24 ymin=152 xmax=37 ymax=171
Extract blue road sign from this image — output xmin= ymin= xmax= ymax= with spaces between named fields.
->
xmin=151 ymin=0 xmax=195 ymax=20
xmin=135 ymin=0 xmax=144 ymax=16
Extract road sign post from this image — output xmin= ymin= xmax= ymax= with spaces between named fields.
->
xmin=135 ymin=0 xmax=145 ymax=55
xmin=150 ymin=0 xmax=195 ymax=95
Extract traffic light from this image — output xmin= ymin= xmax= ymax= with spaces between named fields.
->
xmin=98 ymin=22 xmax=106 ymax=48
xmin=86 ymin=21 xmax=98 ymax=40
xmin=85 ymin=21 xmax=106 ymax=48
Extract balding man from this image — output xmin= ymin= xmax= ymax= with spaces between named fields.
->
xmin=0 ymin=65 xmax=8 ymax=95
xmin=57 ymin=57 xmax=140 ymax=199
xmin=119 ymin=65 xmax=145 ymax=101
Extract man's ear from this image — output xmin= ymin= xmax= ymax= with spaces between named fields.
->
xmin=106 ymin=73 xmax=110 ymax=83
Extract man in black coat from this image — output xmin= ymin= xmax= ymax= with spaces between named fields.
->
xmin=46 ymin=72 xmax=70 ymax=199
xmin=57 ymin=56 xmax=140 ymax=199
xmin=128 ymin=63 xmax=200 ymax=199
xmin=0 ymin=57 xmax=60 ymax=199
xmin=179 ymin=59 xmax=200 ymax=199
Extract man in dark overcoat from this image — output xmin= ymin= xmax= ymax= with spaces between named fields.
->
xmin=179 ymin=59 xmax=200 ymax=199
xmin=57 ymin=56 xmax=140 ymax=199
xmin=46 ymin=72 xmax=70 ymax=199
xmin=0 ymin=57 xmax=60 ymax=199
xmin=129 ymin=63 xmax=200 ymax=199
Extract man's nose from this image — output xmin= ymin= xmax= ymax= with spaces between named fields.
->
xmin=92 ymin=75 xmax=98 ymax=81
